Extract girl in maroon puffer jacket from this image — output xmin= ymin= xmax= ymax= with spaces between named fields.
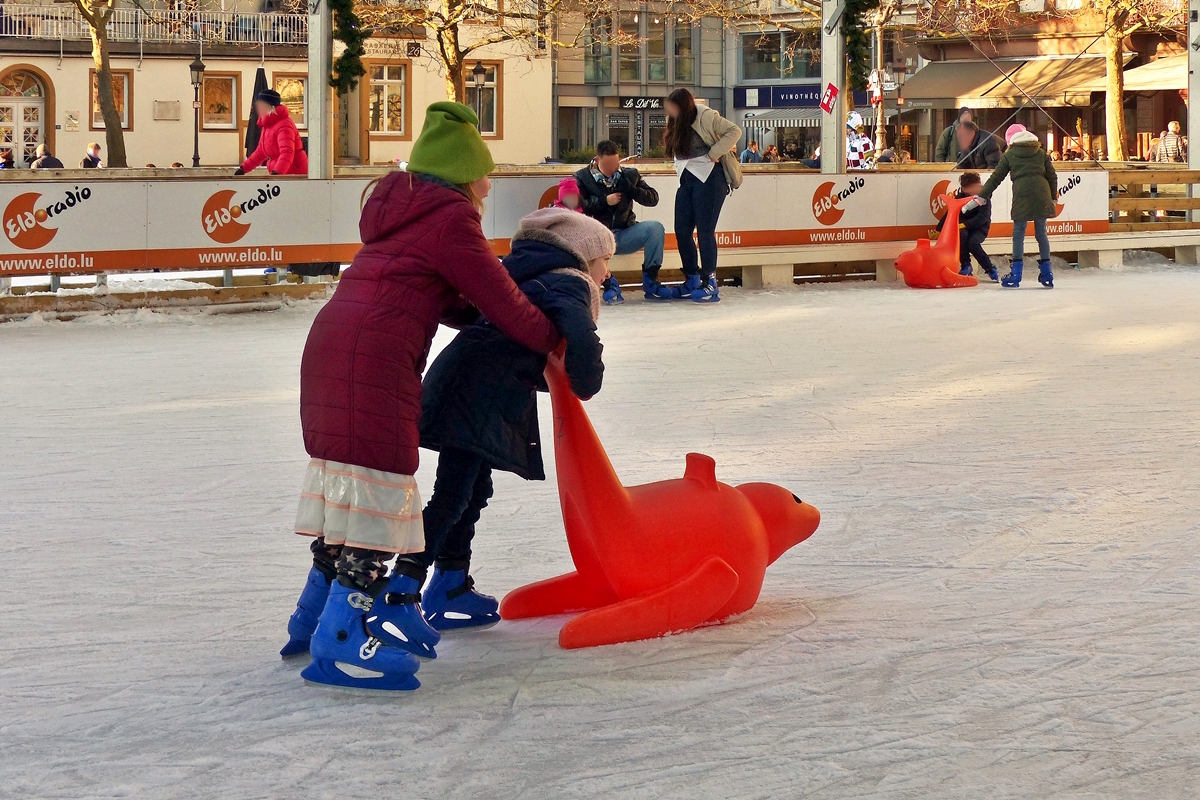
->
xmin=282 ymin=102 xmax=560 ymax=692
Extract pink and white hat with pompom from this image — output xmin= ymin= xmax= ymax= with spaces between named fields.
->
xmin=1005 ymin=124 xmax=1028 ymax=146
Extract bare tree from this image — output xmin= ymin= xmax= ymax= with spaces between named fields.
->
xmin=355 ymin=0 xmax=823 ymax=103
xmin=67 ymin=0 xmax=128 ymax=167
xmin=1094 ymin=0 xmax=1183 ymax=160
xmin=921 ymin=0 xmax=1184 ymax=162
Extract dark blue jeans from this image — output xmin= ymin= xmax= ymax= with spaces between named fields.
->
xmin=675 ymin=166 xmax=729 ymax=278
xmin=410 ymin=448 xmax=493 ymax=570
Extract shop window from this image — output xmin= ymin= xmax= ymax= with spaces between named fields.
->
xmin=647 ymin=15 xmax=667 ymax=82
xmin=742 ymin=31 xmax=820 ymax=82
xmin=607 ymin=113 xmax=630 ymax=156
xmin=619 ymin=13 xmax=641 ymax=81
xmin=782 ymin=30 xmax=819 ymax=80
xmin=464 ymin=63 xmax=500 ymax=137
xmin=558 ymin=107 xmax=580 ymax=154
xmin=584 ymin=17 xmax=613 ymax=84
xmin=647 ymin=113 xmax=667 ymax=157
xmin=674 ymin=20 xmax=695 ymax=84
xmin=201 ymin=74 xmax=238 ymax=130
xmin=368 ymin=64 xmax=408 ymax=134
xmin=273 ymin=74 xmax=306 ymax=129
xmin=90 ymin=69 xmax=132 ymax=130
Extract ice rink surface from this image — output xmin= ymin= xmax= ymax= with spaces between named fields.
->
xmin=3 ymin=266 xmax=1200 ymax=799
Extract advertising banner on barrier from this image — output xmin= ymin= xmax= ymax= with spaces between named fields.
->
xmin=0 ymin=171 xmax=1111 ymax=277
xmin=146 ymin=179 xmax=338 ymax=269
xmin=0 ymin=181 xmax=149 ymax=273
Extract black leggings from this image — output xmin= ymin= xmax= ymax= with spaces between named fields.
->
xmin=405 ymin=448 xmax=493 ymax=571
xmin=675 ymin=166 xmax=729 ymax=279
xmin=959 ymin=229 xmax=994 ymax=272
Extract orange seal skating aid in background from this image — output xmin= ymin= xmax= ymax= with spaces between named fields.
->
xmin=894 ymin=194 xmax=980 ymax=289
xmin=500 ymin=349 xmax=821 ymax=649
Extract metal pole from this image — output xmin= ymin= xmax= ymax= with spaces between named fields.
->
xmin=1189 ymin=1 xmax=1200 ymax=220
xmin=192 ymin=83 xmax=200 ymax=167
xmin=307 ymin=0 xmax=334 ymax=179
xmin=820 ymin=0 xmax=846 ymax=174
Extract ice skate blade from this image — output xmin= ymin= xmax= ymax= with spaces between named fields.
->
xmin=300 ymin=660 xmax=420 ymax=692
xmin=427 ymin=618 xmax=501 ymax=634
xmin=279 ymin=639 xmax=311 ymax=660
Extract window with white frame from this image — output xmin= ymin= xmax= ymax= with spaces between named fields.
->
xmin=201 ymin=74 xmax=238 ymax=130
xmin=90 ymin=70 xmax=131 ymax=130
xmin=274 ymin=74 xmax=306 ymax=128
xmin=368 ymin=65 xmax=407 ymax=134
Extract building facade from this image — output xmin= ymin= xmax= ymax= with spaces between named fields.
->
xmin=552 ymin=9 xmax=727 ymax=159
xmin=0 ymin=1 xmax=552 ymax=168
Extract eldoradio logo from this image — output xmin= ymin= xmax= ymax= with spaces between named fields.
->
xmin=929 ymin=180 xmax=952 ymax=220
xmin=3 ymin=186 xmax=93 ymax=250
xmin=1054 ymin=174 xmax=1081 ymax=218
xmin=812 ymin=177 xmax=865 ymax=227
xmin=202 ymin=183 xmax=282 ymax=244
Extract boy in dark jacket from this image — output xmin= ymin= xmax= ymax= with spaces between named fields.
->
xmin=936 ymin=172 xmax=998 ymax=281
xmin=393 ymin=207 xmax=614 ymax=630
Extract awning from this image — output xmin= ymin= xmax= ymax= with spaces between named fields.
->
xmin=742 ymin=107 xmax=896 ymax=130
xmin=987 ymin=55 xmax=1119 ymax=106
xmin=899 ymin=60 xmax=1016 ymax=109
xmin=1076 ymin=52 xmax=1185 ymax=92
xmin=901 ymin=56 xmax=1119 ymax=109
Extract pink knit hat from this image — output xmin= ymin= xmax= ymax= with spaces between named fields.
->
xmin=1005 ymin=124 xmax=1027 ymax=146
xmin=554 ymin=177 xmax=583 ymax=212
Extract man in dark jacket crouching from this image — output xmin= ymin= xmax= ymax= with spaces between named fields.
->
xmin=575 ymin=140 xmax=676 ymax=301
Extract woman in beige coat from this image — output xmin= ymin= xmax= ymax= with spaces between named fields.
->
xmin=663 ymin=88 xmax=742 ymax=303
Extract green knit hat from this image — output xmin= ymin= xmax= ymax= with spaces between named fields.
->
xmin=407 ymin=101 xmax=495 ymax=185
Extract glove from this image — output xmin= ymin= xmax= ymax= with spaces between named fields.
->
xmin=233 ymin=167 xmax=245 ymax=176
xmin=962 ymin=196 xmax=986 ymax=212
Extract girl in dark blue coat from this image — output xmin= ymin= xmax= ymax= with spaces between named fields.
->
xmin=378 ymin=207 xmax=615 ymax=636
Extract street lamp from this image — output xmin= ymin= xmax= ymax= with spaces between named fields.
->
xmin=471 ymin=62 xmax=487 ymax=128
xmin=189 ymin=55 xmax=206 ymax=168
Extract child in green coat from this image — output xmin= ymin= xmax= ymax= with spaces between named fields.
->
xmin=978 ymin=124 xmax=1058 ymax=288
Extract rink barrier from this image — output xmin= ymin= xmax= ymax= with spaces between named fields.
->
xmin=3 ymin=165 xmax=1197 ymax=290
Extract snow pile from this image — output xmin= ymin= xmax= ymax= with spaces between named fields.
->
xmin=2 ymin=266 xmax=1200 ymax=797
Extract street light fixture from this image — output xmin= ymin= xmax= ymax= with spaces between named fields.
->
xmin=189 ymin=55 xmax=206 ymax=168
xmin=471 ymin=62 xmax=487 ymax=128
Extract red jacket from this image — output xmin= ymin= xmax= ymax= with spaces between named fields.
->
xmin=300 ymin=171 xmax=560 ymax=476
xmin=241 ymin=105 xmax=308 ymax=175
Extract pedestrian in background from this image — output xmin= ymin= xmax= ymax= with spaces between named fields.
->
xmin=80 ymin=142 xmax=103 ymax=168
xmin=30 ymin=144 xmax=63 ymax=169
xmin=1157 ymin=121 xmax=1186 ymax=163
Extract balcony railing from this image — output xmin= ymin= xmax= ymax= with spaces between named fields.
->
xmin=0 ymin=5 xmax=307 ymax=46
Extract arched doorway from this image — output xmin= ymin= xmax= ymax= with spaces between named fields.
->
xmin=0 ymin=69 xmax=47 ymax=168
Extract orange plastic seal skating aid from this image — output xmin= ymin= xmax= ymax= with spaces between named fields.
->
xmin=500 ymin=348 xmax=820 ymax=649
xmin=894 ymin=194 xmax=980 ymax=289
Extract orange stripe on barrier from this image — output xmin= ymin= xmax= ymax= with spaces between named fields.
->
xmin=0 ymin=222 xmax=1112 ymax=277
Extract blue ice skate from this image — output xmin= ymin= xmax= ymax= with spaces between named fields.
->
xmin=301 ymin=581 xmax=421 ymax=691
xmin=366 ymin=572 xmax=441 ymax=659
xmin=643 ymin=271 xmax=682 ymax=301
xmin=602 ymin=275 xmax=625 ymax=305
xmin=983 ymin=265 xmax=1000 ymax=282
xmin=422 ymin=568 xmax=500 ymax=631
xmin=280 ymin=566 xmax=331 ymax=659
xmin=1037 ymin=259 xmax=1053 ymax=288
xmin=690 ymin=274 xmax=720 ymax=303
xmin=958 ymin=264 xmax=973 ymax=276
xmin=1001 ymin=259 xmax=1023 ymax=288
